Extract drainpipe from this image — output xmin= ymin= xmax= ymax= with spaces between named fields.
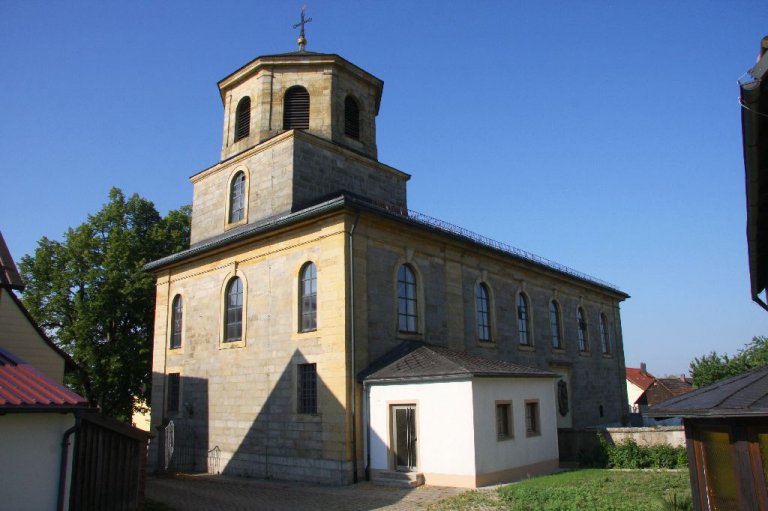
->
xmin=363 ymin=381 xmax=371 ymax=480
xmin=348 ymin=211 xmax=360 ymax=483
xmin=57 ymin=410 xmax=83 ymax=511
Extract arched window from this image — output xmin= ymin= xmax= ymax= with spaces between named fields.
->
xmin=224 ymin=277 xmax=243 ymax=342
xmin=299 ymin=262 xmax=317 ymax=332
xmin=170 ymin=294 xmax=183 ymax=349
xmin=397 ymin=264 xmax=418 ymax=333
xmin=549 ymin=300 xmax=562 ymax=349
xmin=234 ymin=96 xmax=251 ymax=141
xmin=476 ymin=283 xmax=491 ymax=342
xmin=600 ymin=313 xmax=611 ymax=354
xmin=344 ymin=95 xmax=360 ymax=139
xmin=229 ymin=171 xmax=246 ymax=223
xmin=517 ymin=293 xmax=531 ymax=346
xmin=577 ymin=307 xmax=588 ymax=351
xmin=283 ymin=86 xmax=309 ymax=129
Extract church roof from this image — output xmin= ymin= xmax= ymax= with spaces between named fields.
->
xmin=648 ymin=365 xmax=768 ymax=419
xmin=144 ymin=190 xmax=627 ymax=298
xmin=0 ymin=347 xmax=89 ymax=412
xmin=359 ymin=341 xmax=557 ymax=383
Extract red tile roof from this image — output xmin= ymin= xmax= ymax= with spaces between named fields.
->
xmin=626 ymin=367 xmax=656 ymax=392
xmin=0 ymin=347 xmax=89 ymax=411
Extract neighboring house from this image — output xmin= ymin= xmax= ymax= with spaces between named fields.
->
xmin=145 ymin=39 xmax=630 ymax=486
xmin=626 ymin=363 xmax=692 ymax=419
xmin=649 ymin=366 xmax=768 ymax=510
xmin=741 ymin=36 xmax=768 ymax=310
xmin=0 ymin=232 xmax=151 ymax=510
xmin=0 ymin=231 xmax=76 ymax=383
xmin=0 ymin=346 xmax=90 ymax=511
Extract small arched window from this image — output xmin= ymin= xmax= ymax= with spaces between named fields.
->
xmin=170 ymin=294 xmax=183 ymax=349
xmin=600 ymin=313 xmax=611 ymax=354
xmin=577 ymin=307 xmax=588 ymax=351
xmin=299 ymin=262 xmax=317 ymax=332
xmin=234 ymin=96 xmax=251 ymax=141
xmin=229 ymin=171 xmax=246 ymax=223
xmin=476 ymin=283 xmax=492 ymax=342
xmin=549 ymin=301 xmax=562 ymax=349
xmin=397 ymin=264 xmax=418 ymax=333
xmin=517 ymin=293 xmax=531 ymax=346
xmin=283 ymin=86 xmax=310 ymax=130
xmin=224 ymin=277 xmax=243 ymax=342
xmin=344 ymin=95 xmax=360 ymax=139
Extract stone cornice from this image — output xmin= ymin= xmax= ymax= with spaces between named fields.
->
xmin=190 ymin=130 xmax=410 ymax=184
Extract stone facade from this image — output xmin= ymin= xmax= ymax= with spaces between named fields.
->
xmin=190 ymin=131 xmax=407 ymax=245
xmin=147 ymin=48 xmax=629 ymax=484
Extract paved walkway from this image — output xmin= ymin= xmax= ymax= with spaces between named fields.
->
xmin=146 ymin=474 xmax=468 ymax=511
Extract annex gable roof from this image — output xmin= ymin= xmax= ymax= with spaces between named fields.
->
xmin=648 ymin=365 xmax=768 ymax=418
xmin=360 ymin=341 xmax=557 ymax=384
xmin=0 ymin=347 xmax=89 ymax=412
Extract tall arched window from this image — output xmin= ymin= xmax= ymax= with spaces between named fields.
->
xmin=299 ymin=262 xmax=317 ymax=332
xmin=517 ymin=293 xmax=531 ymax=346
xmin=229 ymin=171 xmax=246 ymax=223
xmin=549 ymin=301 xmax=562 ymax=349
xmin=283 ymin=86 xmax=310 ymax=129
xmin=577 ymin=307 xmax=588 ymax=351
xmin=476 ymin=283 xmax=492 ymax=342
xmin=600 ymin=313 xmax=611 ymax=354
xmin=234 ymin=96 xmax=251 ymax=141
xmin=397 ymin=264 xmax=418 ymax=333
xmin=344 ymin=95 xmax=360 ymax=139
xmin=224 ymin=277 xmax=243 ymax=342
xmin=170 ymin=294 xmax=183 ymax=349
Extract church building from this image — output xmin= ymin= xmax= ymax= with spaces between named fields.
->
xmin=146 ymin=30 xmax=630 ymax=487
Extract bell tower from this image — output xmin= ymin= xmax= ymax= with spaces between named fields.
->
xmin=187 ymin=36 xmax=408 ymax=246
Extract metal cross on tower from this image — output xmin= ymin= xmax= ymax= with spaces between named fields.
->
xmin=293 ymin=6 xmax=312 ymax=52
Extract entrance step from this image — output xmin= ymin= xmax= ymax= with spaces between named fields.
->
xmin=372 ymin=470 xmax=425 ymax=488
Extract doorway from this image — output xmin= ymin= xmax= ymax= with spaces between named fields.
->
xmin=391 ymin=404 xmax=417 ymax=471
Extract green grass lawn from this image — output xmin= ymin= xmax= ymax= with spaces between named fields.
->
xmin=428 ymin=469 xmax=692 ymax=511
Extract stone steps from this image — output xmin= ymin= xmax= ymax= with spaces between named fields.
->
xmin=372 ymin=470 xmax=425 ymax=488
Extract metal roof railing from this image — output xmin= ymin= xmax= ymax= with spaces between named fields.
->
xmin=366 ymin=199 xmax=621 ymax=292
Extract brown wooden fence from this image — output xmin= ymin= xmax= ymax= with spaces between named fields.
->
xmin=69 ymin=412 xmax=151 ymax=511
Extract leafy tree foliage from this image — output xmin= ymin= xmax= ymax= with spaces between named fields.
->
xmin=690 ymin=336 xmax=768 ymax=388
xmin=19 ymin=188 xmax=190 ymax=421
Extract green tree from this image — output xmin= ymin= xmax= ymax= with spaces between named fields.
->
xmin=19 ymin=188 xmax=190 ymax=421
xmin=690 ymin=336 xmax=768 ymax=388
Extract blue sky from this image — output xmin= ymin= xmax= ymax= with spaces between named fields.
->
xmin=1 ymin=1 xmax=767 ymax=377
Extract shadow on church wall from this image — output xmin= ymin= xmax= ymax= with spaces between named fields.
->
xmin=152 ymin=350 xmax=411 ymax=510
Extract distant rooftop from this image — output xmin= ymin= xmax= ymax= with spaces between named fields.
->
xmin=649 ymin=366 xmax=768 ymax=419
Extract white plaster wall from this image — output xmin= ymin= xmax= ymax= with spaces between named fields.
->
xmin=472 ymin=378 xmax=559 ymax=475
xmin=0 ymin=413 xmax=76 ymax=511
xmin=368 ymin=380 xmax=476 ymax=476
xmin=626 ymin=381 xmax=644 ymax=409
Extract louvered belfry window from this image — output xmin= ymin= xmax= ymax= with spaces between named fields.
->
xmin=283 ymin=86 xmax=310 ymax=130
xmin=234 ymin=97 xmax=250 ymax=141
xmin=344 ymin=96 xmax=360 ymax=139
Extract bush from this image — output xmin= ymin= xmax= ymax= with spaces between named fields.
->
xmin=594 ymin=434 xmax=688 ymax=469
